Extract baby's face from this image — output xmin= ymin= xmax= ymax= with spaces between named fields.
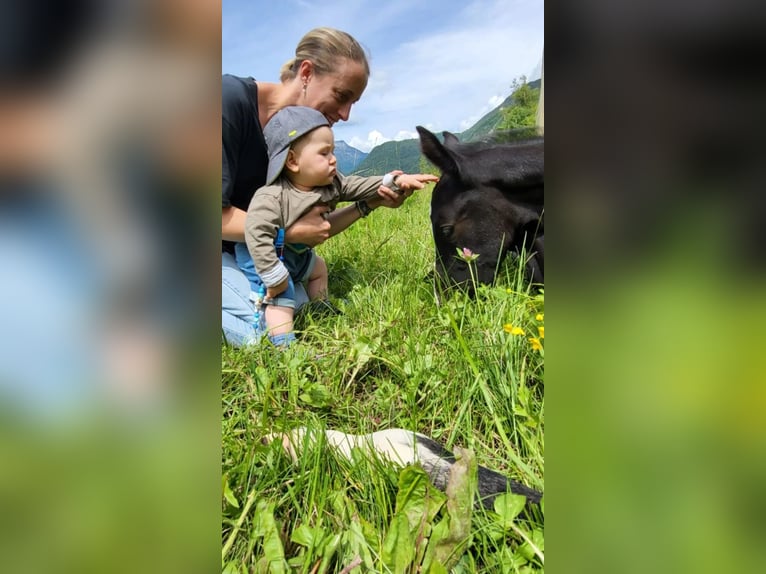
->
xmin=290 ymin=126 xmax=337 ymax=187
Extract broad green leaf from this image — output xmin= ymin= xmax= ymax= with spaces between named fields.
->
xmin=254 ymin=366 xmax=270 ymax=391
xmin=344 ymin=518 xmax=375 ymax=571
xmin=493 ymin=492 xmax=527 ymax=528
xmin=328 ymin=489 xmax=353 ymax=524
xmin=222 ymin=474 xmax=239 ymax=508
xmin=422 ymin=514 xmax=451 ymax=572
xmin=299 ymin=383 xmax=332 ymax=408
xmin=483 ymin=519 xmax=506 ymax=542
xmin=316 ymin=532 xmax=342 ymax=574
xmin=452 ymin=552 xmax=477 ymax=573
xmin=487 ymin=546 xmax=522 ymax=573
xmin=422 ymin=447 xmax=476 ymax=571
xmin=425 ymin=558 xmax=448 ymax=574
xmin=391 ymin=465 xmax=446 ymax=568
xmin=517 ymin=527 xmax=545 ymax=562
xmin=253 ymin=500 xmax=287 ymax=573
xmin=222 ymin=560 xmax=242 ymax=574
xmin=290 ymin=523 xmax=320 ymax=548
xmin=395 ymin=465 xmax=445 ymax=532
xmin=352 ymin=337 xmax=375 ymax=364
xmin=513 ymin=405 xmax=529 ymax=417
xmin=382 ymin=512 xmax=415 ymax=573
xmin=511 ymin=548 xmax=531 ymax=568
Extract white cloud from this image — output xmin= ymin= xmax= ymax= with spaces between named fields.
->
xmin=349 ymin=1 xmax=543 ymax=146
xmin=223 ymin=0 xmax=543 ymax=152
xmin=368 ymin=130 xmax=387 ymax=146
xmin=459 ymin=94 xmax=507 ymax=131
xmin=528 ymin=58 xmax=543 ymax=82
xmin=347 ymin=130 xmax=391 ymax=153
xmin=395 ymin=130 xmax=418 ymax=141
xmin=488 ymin=95 xmax=505 ymax=108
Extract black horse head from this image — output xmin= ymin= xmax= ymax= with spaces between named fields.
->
xmin=417 ymin=126 xmax=544 ymax=290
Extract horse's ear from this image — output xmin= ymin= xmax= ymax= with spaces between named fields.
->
xmin=417 ymin=126 xmax=461 ymax=177
xmin=442 ymin=131 xmax=460 ymax=148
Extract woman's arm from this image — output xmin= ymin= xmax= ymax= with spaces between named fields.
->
xmin=222 ymin=205 xmax=248 ymax=242
xmin=227 ymin=203 xmax=340 ymax=246
xmin=326 ymin=204 xmax=364 ymax=238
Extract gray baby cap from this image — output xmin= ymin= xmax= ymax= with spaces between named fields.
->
xmin=264 ymin=106 xmax=330 ymax=185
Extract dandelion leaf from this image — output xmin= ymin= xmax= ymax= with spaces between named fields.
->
xmin=493 ymin=492 xmax=527 ymax=529
xmin=422 ymin=447 xmax=476 ymax=571
xmin=382 ymin=512 xmax=416 ymax=573
xmin=222 ymin=473 xmax=239 ymax=508
xmin=253 ymin=500 xmax=287 ymax=574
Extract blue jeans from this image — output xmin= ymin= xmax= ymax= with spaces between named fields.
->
xmin=221 ymin=251 xmax=308 ymax=347
xmin=233 ymin=242 xmax=315 ymax=309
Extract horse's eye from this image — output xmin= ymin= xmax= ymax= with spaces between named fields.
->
xmin=440 ymin=224 xmax=454 ymax=238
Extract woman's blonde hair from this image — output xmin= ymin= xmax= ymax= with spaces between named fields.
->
xmin=280 ymin=27 xmax=370 ymax=82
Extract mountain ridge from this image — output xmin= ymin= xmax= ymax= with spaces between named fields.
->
xmin=334 ymin=140 xmax=368 ymax=175
xmin=351 ymin=78 xmax=541 ymax=176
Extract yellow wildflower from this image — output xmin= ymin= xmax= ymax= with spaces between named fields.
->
xmin=538 ymin=326 xmax=544 ymax=339
xmin=503 ymin=324 xmax=525 ymax=336
xmin=535 ymin=313 xmax=544 ymax=322
xmin=529 ymin=337 xmax=543 ymax=351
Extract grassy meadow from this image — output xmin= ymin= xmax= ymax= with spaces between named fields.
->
xmin=222 ymin=184 xmax=545 ymax=572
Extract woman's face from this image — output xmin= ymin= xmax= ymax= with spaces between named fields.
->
xmin=305 ymin=59 xmax=368 ymax=125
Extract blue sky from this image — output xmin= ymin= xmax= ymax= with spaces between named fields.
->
xmin=222 ymin=0 xmax=543 ymax=152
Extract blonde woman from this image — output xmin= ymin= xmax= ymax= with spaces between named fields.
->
xmin=222 ymin=28 xmax=412 ymax=346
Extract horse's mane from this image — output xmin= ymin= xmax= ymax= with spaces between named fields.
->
xmin=441 ymin=128 xmax=543 ymax=191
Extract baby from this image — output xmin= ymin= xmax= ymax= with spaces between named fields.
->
xmin=239 ymin=106 xmax=437 ymax=346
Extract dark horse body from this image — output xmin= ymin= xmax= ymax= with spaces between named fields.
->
xmin=417 ymin=126 xmax=544 ymax=289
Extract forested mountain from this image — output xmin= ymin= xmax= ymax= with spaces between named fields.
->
xmin=459 ymin=78 xmax=540 ymax=142
xmin=351 ymin=78 xmax=541 ymax=176
xmin=334 ymin=140 xmax=368 ymax=175
xmin=347 ymin=139 xmax=423 ymax=177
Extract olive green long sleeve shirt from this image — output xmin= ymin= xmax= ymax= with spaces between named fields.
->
xmin=244 ymin=173 xmax=383 ymax=287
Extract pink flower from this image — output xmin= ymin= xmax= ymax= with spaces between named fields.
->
xmin=456 ymin=247 xmax=479 ymax=262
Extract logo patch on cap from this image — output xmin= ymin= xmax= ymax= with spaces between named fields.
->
xmin=289 ymin=130 xmax=297 ymax=137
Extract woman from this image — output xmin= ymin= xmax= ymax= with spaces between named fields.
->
xmin=222 ymin=27 xmax=412 ymax=346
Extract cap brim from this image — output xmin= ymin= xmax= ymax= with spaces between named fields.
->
xmin=265 ymin=147 xmax=289 ymax=186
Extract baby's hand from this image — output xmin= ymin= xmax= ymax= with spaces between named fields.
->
xmin=266 ymin=279 xmax=288 ymax=300
xmin=389 ymin=173 xmax=440 ymax=193
xmin=373 ymin=172 xmax=439 ymax=209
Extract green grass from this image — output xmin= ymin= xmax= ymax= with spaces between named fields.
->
xmin=222 ymin=186 xmax=544 ymax=573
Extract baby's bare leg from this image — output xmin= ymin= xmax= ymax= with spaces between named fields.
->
xmin=265 ymin=305 xmax=294 ymax=336
xmin=307 ymin=255 xmax=328 ymax=300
